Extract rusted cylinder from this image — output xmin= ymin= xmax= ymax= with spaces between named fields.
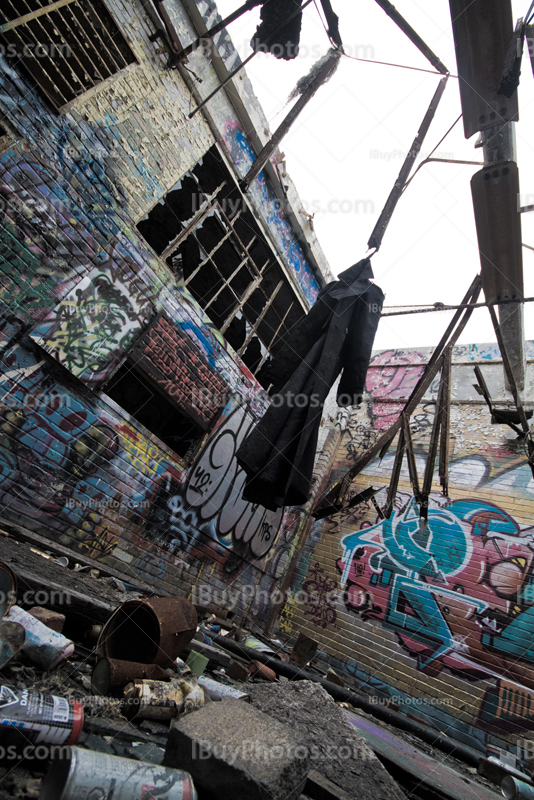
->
xmin=249 ymin=660 xmax=277 ymax=681
xmin=98 ymin=597 xmax=197 ymax=667
xmin=39 ymin=746 xmax=197 ymax=800
xmin=91 ymin=658 xmax=171 ymax=695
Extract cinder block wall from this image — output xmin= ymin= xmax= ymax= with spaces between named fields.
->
xmin=0 ymin=0 xmax=320 ymax=626
xmin=278 ymin=344 xmax=534 ymax=761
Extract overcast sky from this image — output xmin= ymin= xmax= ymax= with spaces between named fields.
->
xmin=214 ymin=0 xmax=534 ymax=351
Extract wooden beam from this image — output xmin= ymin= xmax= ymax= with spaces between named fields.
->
xmin=240 ymin=49 xmax=342 ymax=192
xmin=438 ymin=345 xmax=452 ymax=496
xmin=383 ymin=428 xmax=405 ymax=520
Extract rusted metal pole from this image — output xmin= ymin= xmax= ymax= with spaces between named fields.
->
xmin=189 ymin=0 xmax=314 ymax=118
xmin=419 ymin=355 xmax=445 ymax=519
xmin=174 ymin=0 xmax=263 ymax=62
xmin=383 ymin=426 xmax=406 ymax=519
xmin=240 ymin=48 xmax=342 ymax=192
xmin=368 ymin=75 xmax=449 ymax=251
xmin=438 ymin=345 xmax=452 ymax=496
xmin=402 ymin=413 xmax=421 ymax=501
xmin=374 ymin=0 xmax=449 ymax=74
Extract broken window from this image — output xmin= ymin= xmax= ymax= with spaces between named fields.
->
xmin=0 ymin=0 xmax=137 ymax=111
xmin=136 ymin=146 xmax=306 ymax=385
xmin=104 ymin=360 xmax=204 ymax=461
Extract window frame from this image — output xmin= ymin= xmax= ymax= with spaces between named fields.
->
xmin=0 ymin=0 xmax=138 ymax=112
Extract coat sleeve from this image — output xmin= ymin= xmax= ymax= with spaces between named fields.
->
xmin=256 ymin=283 xmax=335 ymax=393
xmin=336 ymin=283 xmax=384 ymax=406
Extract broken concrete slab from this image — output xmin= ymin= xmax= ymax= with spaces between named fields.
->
xmin=163 ymin=697 xmax=310 ymax=800
xmin=247 ymin=681 xmax=406 ymax=800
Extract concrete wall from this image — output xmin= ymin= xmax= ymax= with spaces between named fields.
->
xmin=278 ymin=342 xmax=534 ymax=764
xmin=0 ymin=0 xmax=325 ymax=624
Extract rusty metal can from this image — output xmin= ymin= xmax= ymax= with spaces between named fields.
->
xmin=91 ymin=658 xmax=171 ymax=696
xmin=39 ymin=746 xmax=197 ymax=800
xmin=98 ymin=597 xmax=197 ymax=667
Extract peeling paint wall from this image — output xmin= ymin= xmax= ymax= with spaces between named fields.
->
xmin=0 ymin=0 xmax=320 ymax=623
xmin=279 ymin=342 xmax=534 ymax=763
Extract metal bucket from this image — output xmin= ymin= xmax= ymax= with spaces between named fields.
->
xmin=39 ymin=746 xmax=197 ymax=800
xmin=98 ymin=597 xmax=197 ymax=667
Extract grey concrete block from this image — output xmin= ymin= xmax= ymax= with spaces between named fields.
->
xmin=163 ymin=697 xmax=309 ymax=800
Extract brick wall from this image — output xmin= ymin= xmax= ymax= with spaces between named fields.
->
xmin=0 ymin=0 xmax=319 ymax=630
xmin=278 ymin=343 xmax=534 ymax=764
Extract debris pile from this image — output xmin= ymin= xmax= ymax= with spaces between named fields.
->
xmin=0 ymin=535 xmax=519 ymax=800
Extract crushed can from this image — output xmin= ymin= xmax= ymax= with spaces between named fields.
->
xmin=123 ymin=676 xmax=205 ymax=721
xmin=39 ymin=746 xmax=198 ymax=800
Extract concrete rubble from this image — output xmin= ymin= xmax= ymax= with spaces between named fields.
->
xmin=0 ymin=535 xmax=510 ymax=800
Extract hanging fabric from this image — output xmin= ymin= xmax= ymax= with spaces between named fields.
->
xmin=235 ymin=259 xmax=384 ymax=510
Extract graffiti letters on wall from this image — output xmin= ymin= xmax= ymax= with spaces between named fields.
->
xmin=338 ymin=486 xmax=534 ymax=732
xmin=223 ymin=122 xmax=319 ymax=307
xmin=0 ymin=336 xmax=284 ymax=580
xmin=139 ymin=403 xmax=284 ymax=572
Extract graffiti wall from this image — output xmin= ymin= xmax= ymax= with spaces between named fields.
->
xmin=0 ymin=0 xmax=327 ymax=626
xmin=279 ymin=343 xmax=534 ymax=760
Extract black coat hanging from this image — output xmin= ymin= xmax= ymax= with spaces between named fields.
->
xmin=236 ymin=259 xmax=384 ymax=510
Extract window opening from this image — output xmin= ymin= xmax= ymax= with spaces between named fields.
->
xmin=0 ymin=0 xmax=136 ymax=110
xmin=105 ymin=361 xmax=204 ymax=461
xmin=136 ymin=147 xmax=305 ymax=385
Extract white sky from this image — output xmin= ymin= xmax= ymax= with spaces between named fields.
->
xmin=214 ymin=0 xmax=534 ymax=351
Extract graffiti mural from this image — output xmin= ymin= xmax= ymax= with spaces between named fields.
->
xmin=223 ymin=122 xmax=319 ymax=307
xmin=30 ymin=265 xmax=154 ymax=387
xmin=337 ymin=494 xmax=534 ymax=729
xmin=182 ymin=403 xmax=283 ymax=566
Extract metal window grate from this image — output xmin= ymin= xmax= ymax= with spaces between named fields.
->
xmin=0 ymin=0 xmax=136 ymax=110
xmin=137 ymin=147 xmax=306 ymax=381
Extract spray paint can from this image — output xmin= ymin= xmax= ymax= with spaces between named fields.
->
xmin=0 ymin=685 xmax=83 ymax=745
xmin=39 ymin=746 xmax=198 ymax=800
xmin=6 ymin=606 xmax=74 ymax=670
xmin=502 ymin=775 xmax=534 ymax=799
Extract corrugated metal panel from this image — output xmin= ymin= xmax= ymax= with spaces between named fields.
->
xmin=471 ymin=161 xmax=523 ymax=304
xmin=449 ymin=0 xmax=519 ymax=139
